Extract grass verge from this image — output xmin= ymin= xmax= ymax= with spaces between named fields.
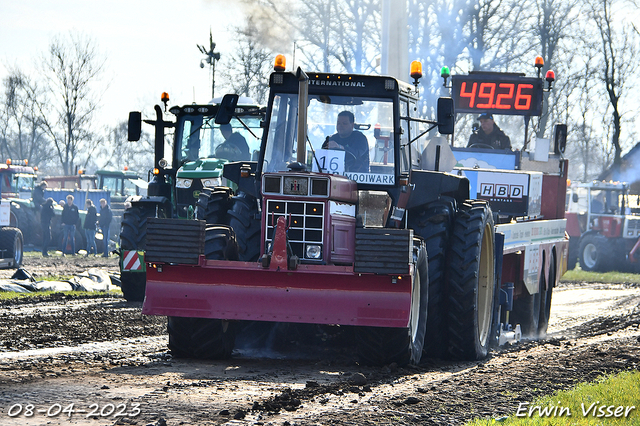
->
xmin=0 ymin=290 xmax=122 ymax=301
xmin=467 ymin=370 xmax=640 ymax=425
xmin=561 ymin=268 xmax=640 ymax=284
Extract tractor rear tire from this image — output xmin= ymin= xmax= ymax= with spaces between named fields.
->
xmin=0 ymin=227 xmax=23 ymax=267
xmin=228 ymin=192 xmax=261 ymax=261
xmin=407 ymin=198 xmax=455 ymax=359
xmin=579 ymin=233 xmax=611 ymax=272
xmin=168 ymin=226 xmax=238 ymax=359
xmin=168 ymin=316 xmax=236 ymax=359
xmin=119 ymin=205 xmax=157 ymax=302
xmin=446 ymin=201 xmax=496 ymax=360
xmin=196 ymin=187 xmax=232 ymax=225
xmin=355 ymin=242 xmax=428 ymax=366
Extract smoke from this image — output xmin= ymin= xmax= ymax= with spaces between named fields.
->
xmin=236 ymin=0 xmax=297 ymax=55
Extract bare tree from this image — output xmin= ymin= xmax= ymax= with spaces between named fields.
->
xmin=242 ymin=0 xmax=381 ymax=74
xmin=91 ymin=121 xmax=153 ymax=175
xmin=529 ymin=0 xmax=581 ymax=138
xmin=589 ymin=0 xmax=639 ymax=167
xmin=218 ymin=24 xmax=273 ymax=104
xmin=35 ymin=32 xmax=106 ymax=175
xmin=0 ymin=68 xmax=52 ymax=167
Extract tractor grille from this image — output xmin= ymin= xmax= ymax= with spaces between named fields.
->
xmin=176 ymin=181 xmax=204 ymax=218
xmin=265 ymin=199 xmax=324 ymax=260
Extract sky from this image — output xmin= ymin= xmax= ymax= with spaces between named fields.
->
xmin=0 ymin=0 xmax=245 ymax=129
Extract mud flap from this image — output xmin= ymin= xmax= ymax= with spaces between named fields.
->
xmin=490 ymin=232 xmax=504 ymax=347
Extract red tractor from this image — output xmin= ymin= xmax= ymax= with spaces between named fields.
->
xmin=566 ymin=180 xmax=640 ymax=272
xmin=137 ymin=57 xmax=568 ymax=365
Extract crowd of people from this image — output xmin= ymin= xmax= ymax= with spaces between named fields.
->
xmin=36 ymin=181 xmax=113 ymax=257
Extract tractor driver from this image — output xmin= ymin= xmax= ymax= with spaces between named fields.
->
xmin=468 ymin=113 xmax=511 ymax=150
xmin=215 ymin=124 xmax=251 ymax=161
xmin=322 ymin=110 xmax=370 ymax=173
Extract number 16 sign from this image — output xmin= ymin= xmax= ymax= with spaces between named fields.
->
xmin=312 ymin=149 xmax=345 ymax=175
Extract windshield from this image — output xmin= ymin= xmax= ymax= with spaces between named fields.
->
xmin=263 ymin=94 xmax=396 ymax=185
xmin=176 ymin=115 xmax=263 ymax=164
xmin=15 ymin=174 xmax=35 ymax=193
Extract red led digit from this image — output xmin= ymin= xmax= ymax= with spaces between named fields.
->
xmin=459 ymin=81 xmax=477 ymax=108
xmin=496 ymin=83 xmax=514 ymax=109
xmin=515 ymin=83 xmax=533 ymax=110
xmin=476 ymin=82 xmax=495 ymax=108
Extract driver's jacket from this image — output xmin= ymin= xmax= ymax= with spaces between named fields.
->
xmin=467 ymin=125 xmax=511 ymax=150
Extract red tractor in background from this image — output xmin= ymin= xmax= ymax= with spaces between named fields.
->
xmin=565 ymin=180 xmax=640 ymax=272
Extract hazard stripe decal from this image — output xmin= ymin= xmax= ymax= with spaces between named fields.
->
xmin=121 ymin=250 xmax=145 ymax=272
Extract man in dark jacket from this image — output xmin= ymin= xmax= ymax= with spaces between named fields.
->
xmin=322 ymin=110 xmax=370 ymax=173
xmin=98 ymin=198 xmax=113 ymax=257
xmin=61 ymin=194 xmax=79 ymax=255
xmin=467 ymin=113 xmax=511 ymax=150
xmin=83 ymin=199 xmax=98 ymax=256
xmin=40 ymin=197 xmax=55 ymax=257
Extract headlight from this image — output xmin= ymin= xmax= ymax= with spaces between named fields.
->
xmin=306 ymin=244 xmax=322 ymax=259
xmin=176 ymin=178 xmax=192 ymax=189
xmin=201 ymin=177 xmax=222 ymax=188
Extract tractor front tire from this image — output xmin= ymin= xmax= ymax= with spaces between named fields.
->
xmin=579 ymin=234 xmax=611 ymax=272
xmin=446 ymin=201 xmax=497 ymax=360
xmin=0 ymin=227 xmax=23 ymax=267
xmin=168 ymin=317 xmax=236 ymax=359
xmin=228 ymin=192 xmax=261 ymax=261
xmin=119 ymin=205 xmax=157 ymax=302
xmin=408 ymin=198 xmax=456 ymax=359
xmin=167 ymin=226 xmax=239 ymax=359
xmin=196 ymin=187 xmax=232 ymax=225
xmin=355 ymin=242 xmax=428 ymax=366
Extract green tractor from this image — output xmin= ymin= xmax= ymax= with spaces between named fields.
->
xmin=120 ymin=95 xmax=264 ymax=301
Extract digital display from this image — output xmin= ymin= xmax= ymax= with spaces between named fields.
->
xmin=451 ymin=74 xmax=543 ymax=116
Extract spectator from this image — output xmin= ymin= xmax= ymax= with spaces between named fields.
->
xmin=98 ymin=198 xmax=113 ymax=258
xmin=32 ymin=181 xmax=47 ymax=208
xmin=61 ymin=194 xmax=79 ymax=255
xmin=40 ymin=198 xmax=55 ymax=257
xmin=83 ymin=199 xmax=98 ymax=256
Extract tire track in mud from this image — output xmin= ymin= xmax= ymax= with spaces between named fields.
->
xmin=0 ymin=275 xmax=638 ymax=425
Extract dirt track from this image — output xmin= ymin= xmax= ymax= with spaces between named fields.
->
xmin=0 ymin=255 xmax=639 ymax=426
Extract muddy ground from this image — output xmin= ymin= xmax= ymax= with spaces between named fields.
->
xmin=0 ymin=254 xmax=639 ymax=426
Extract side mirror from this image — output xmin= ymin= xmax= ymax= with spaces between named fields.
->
xmin=554 ymin=123 xmax=567 ymax=154
xmin=215 ymin=94 xmax=239 ymax=125
xmin=572 ymin=193 xmax=578 ymax=203
xmin=437 ymin=97 xmax=455 ymax=135
xmin=128 ymin=111 xmax=142 ymax=142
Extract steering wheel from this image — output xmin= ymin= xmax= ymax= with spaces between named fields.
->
xmin=343 ymin=150 xmax=358 ymax=172
xmin=468 ymin=143 xmax=495 ymax=150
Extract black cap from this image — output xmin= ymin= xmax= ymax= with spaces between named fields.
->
xmin=478 ymin=113 xmax=493 ymax=120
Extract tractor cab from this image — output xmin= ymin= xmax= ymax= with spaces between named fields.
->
xmin=169 ymin=99 xmax=264 ymax=217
